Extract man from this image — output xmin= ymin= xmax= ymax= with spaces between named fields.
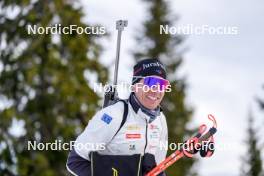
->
xmin=67 ymin=58 xmax=170 ymax=176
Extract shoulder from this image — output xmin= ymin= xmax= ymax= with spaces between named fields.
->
xmin=94 ymin=101 xmax=126 ymax=124
xmin=101 ymin=101 xmax=125 ymax=116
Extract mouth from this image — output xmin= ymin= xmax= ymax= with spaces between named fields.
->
xmin=146 ymin=95 xmax=160 ymax=101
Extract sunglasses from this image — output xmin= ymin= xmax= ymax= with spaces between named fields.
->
xmin=143 ymin=76 xmax=170 ymax=91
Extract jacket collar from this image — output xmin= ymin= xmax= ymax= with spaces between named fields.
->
xmin=129 ymin=93 xmax=161 ymax=123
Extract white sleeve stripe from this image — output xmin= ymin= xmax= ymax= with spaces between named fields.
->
xmin=66 ymin=162 xmax=78 ymax=176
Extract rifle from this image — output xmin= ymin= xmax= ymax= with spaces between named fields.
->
xmin=103 ymin=20 xmax=128 ymax=108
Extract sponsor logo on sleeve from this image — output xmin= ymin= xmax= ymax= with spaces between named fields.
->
xmin=101 ymin=113 xmax=113 ymax=124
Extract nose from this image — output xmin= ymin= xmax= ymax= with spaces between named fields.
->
xmin=149 ymin=89 xmax=160 ymax=96
xmin=149 ymin=84 xmax=164 ymax=93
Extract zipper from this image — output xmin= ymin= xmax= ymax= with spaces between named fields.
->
xmin=143 ymin=119 xmax=148 ymax=154
xmin=140 ymin=120 xmax=148 ymax=176
xmin=91 ymin=152 xmax=94 ymax=176
xmin=137 ymin=155 xmax=142 ymax=176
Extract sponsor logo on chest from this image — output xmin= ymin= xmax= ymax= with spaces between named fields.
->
xmin=150 ymin=131 xmax=159 ymax=139
xmin=126 ymin=125 xmax=141 ymax=130
xmin=150 ymin=124 xmax=159 ymax=130
xmin=129 ymin=144 xmax=136 ymax=151
xmin=126 ymin=133 xmax=141 ymax=139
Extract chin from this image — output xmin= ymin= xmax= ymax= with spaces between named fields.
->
xmin=145 ymin=104 xmax=158 ymax=110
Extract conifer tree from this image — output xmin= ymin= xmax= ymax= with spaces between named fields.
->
xmin=241 ymin=113 xmax=263 ymax=176
xmin=0 ymin=0 xmax=107 ymax=175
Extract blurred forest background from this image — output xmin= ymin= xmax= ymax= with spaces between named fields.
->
xmin=0 ymin=0 xmax=263 ymax=176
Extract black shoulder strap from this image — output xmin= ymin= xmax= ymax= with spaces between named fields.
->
xmin=113 ymin=99 xmax=128 ymax=137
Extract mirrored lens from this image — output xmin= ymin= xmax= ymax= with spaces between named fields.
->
xmin=143 ymin=77 xmax=170 ymax=91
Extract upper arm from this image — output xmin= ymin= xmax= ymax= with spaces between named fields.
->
xmin=74 ymin=102 xmax=124 ymax=160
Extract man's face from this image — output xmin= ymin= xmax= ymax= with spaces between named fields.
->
xmin=133 ymin=76 xmax=166 ymax=110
